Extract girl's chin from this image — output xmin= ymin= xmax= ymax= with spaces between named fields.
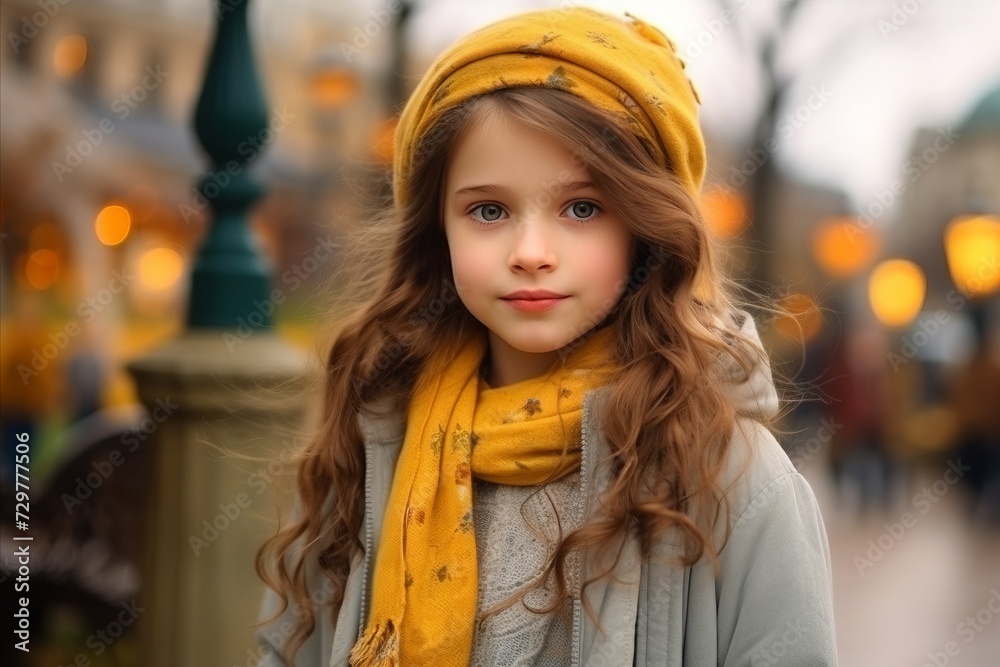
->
xmin=490 ymin=332 xmax=577 ymax=356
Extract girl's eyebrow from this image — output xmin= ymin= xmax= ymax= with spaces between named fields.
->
xmin=452 ymin=181 xmax=599 ymax=197
xmin=451 ymin=183 xmax=515 ymax=198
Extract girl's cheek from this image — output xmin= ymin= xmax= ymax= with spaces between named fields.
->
xmin=451 ymin=251 xmax=489 ymax=293
xmin=458 ymin=239 xmax=494 ymax=270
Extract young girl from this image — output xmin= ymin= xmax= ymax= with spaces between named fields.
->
xmin=255 ymin=7 xmax=838 ymax=666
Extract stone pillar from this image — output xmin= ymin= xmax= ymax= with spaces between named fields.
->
xmin=128 ymin=332 xmax=308 ymax=666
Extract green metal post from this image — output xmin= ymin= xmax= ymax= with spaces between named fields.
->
xmin=187 ymin=0 xmax=272 ymax=328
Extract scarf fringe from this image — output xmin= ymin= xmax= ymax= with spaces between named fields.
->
xmin=349 ymin=620 xmax=399 ymax=667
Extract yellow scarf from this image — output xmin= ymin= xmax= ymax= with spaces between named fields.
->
xmin=349 ymin=325 xmax=617 ymax=666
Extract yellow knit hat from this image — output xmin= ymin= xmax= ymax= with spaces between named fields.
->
xmin=392 ymin=6 xmax=706 ymax=209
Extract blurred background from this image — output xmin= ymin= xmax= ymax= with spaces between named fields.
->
xmin=1 ymin=0 xmax=998 ymax=665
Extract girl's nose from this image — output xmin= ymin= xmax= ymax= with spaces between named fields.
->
xmin=507 ymin=219 xmax=558 ymax=273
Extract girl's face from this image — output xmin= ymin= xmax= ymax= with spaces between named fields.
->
xmin=443 ymin=113 xmax=632 ymax=387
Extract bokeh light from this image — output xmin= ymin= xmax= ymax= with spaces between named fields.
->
xmin=812 ymin=216 xmax=880 ymax=279
xmin=868 ymin=259 xmax=926 ymax=327
xmin=311 ymin=68 xmax=360 ymax=111
xmin=24 ymin=248 xmax=61 ymax=290
xmin=700 ymin=187 xmax=749 ymax=238
xmin=53 ymin=34 xmax=88 ymax=78
xmin=944 ymin=213 xmax=1000 ymax=298
xmin=371 ymin=116 xmax=398 ymax=163
xmin=137 ymin=247 xmax=184 ymax=291
xmin=95 ymin=205 xmax=132 ymax=246
xmin=773 ymin=292 xmax=823 ymax=343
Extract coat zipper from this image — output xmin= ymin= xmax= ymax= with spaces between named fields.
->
xmin=571 ymin=392 xmax=593 ymax=667
xmin=358 ymin=439 xmax=376 ymax=636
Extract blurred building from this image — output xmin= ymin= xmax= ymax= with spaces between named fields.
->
xmin=1 ymin=0 xmax=400 ymax=406
xmin=889 ymin=82 xmax=1000 ymax=308
xmin=1 ymin=2 xmax=401 ymax=661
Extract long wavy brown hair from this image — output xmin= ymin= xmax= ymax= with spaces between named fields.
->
xmin=255 ymin=86 xmax=788 ymax=663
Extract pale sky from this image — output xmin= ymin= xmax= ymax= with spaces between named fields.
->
xmin=397 ymin=0 xmax=1000 ymax=216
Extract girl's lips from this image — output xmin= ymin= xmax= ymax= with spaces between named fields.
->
xmin=502 ymin=290 xmax=568 ymax=300
xmin=502 ymin=296 xmax=568 ymax=313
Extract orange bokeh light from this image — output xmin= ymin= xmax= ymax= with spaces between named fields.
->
xmin=311 ymin=69 xmax=360 ymax=111
xmin=372 ymin=116 xmax=398 ymax=164
xmin=95 ymin=205 xmax=131 ymax=246
xmin=773 ymin=292 xmax=824 ymax=343
xmin=944 ymin=214 xmax=1000 ymax=298
xmin=25 ymin=249 xmax=61 ymax=290
xmin=53 ymin=34 xmax=87 ymax=78
xmin=700 ymin=187 xmax=749 ymax=239
xmin=812 ymin=216 xmax=880 ymax=279
xmin=137 ymin=247 xmax=184 ymax=291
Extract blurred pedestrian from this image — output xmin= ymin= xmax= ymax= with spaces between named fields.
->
xmin=946 ymin=316 xmax=1000 ymax=524
xmin=824 ymin=324 xmax=897 ymax=514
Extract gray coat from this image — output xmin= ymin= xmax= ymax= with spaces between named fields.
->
xmin=255 ymin=312 xmax=839 ymax=666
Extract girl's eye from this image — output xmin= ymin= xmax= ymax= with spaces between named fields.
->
xmin=565 ymin=200 xmax=600 ymax=221
xmin=470 ymin=203 xmax=507 ymax=224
